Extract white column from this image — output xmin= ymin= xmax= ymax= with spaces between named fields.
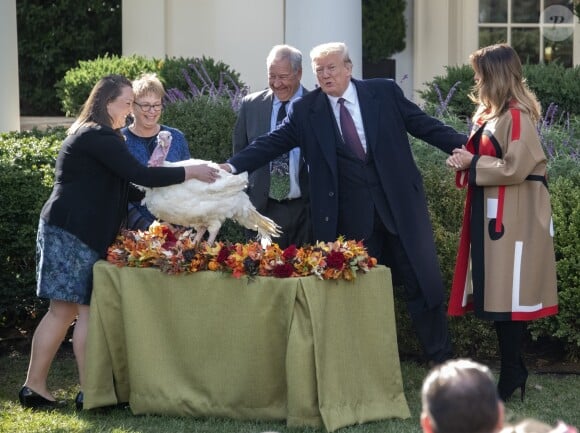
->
xmin=0 ymin=0 xmax=20 ymax=132
xmin=285 ymin=0 xmax=362 ymax=91
xmin=122 ymin=0 xmax=167 ymax=57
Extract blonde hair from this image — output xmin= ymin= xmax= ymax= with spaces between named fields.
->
xmin=132 ymin=72 xmax=166 ymax=100
xmin=310 ymin=42 xmax=352 ymax=73
xmin=469 ymin=43 xmax=541 ymax=123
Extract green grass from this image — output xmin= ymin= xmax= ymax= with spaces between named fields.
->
xmin=1 ymin=347 xmax=579 ymax=433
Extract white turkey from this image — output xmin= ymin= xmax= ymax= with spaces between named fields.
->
xmin=140 ymin=130 xmax=281 ymax=245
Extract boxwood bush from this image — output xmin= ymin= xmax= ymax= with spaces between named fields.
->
xmin=419 ymin=63 xmax=580 ymax=121
xmin=0 ymin=128 xmax=65 ymax=335
xmin=56 ymin=54 xmax=246 ymax=117
xmin=56 ymin=54 xmax=159 ymax=117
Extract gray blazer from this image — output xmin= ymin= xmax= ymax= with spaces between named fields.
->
xmin=232 ymin=87 xmax=309 ymax=212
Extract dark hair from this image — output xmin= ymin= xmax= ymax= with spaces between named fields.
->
xmin=69 ymin=74 xmax=132 ymax=134
xmin=422 ymin=359 xmax=500 ymax=433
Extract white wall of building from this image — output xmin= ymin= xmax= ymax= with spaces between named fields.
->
xmin=123 ymin=0 xmax=284 ymax=93
xmin=0 ymin=0 xmax=21 ymax=132
xmin=285 ymin=0 xmax=362 ymax=91
xmin=413 ymin=0 xmax=479 ymax=103
xmin=392 ymin=0 xmax=415 ymax=100
xmin=123 ymin=0 xmax=361 ymax=94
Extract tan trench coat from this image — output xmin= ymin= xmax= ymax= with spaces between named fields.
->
xmin=448 ymin=106 xmax=558 ymax=321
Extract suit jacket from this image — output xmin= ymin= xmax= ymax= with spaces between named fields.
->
xmin=232 ymin=87 xmax=309 ymax=212
xmin=229 ymin=79 xmax=468 ymax=306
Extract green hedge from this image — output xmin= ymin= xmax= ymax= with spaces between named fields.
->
xmin=16 ymin=0 xmax=122 ymax=115
xmin=0 ymin=128 xmax=66 ymax=330
xmin=161 ymin=96 xmax=238 ymax=164
xmin=56 ymin=55 xmax=246 ymax=117
xmin=56 ymin=55 xmax=159 ymax=117
xmin=419 ymin=63 xmax=580 ymax=119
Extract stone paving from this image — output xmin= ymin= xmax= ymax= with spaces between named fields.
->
xmin=20 ymin=116 xmax=74 ymax=131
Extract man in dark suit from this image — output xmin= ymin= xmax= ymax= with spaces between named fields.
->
xmin=232 ymin=44 xmax=311 ymax=249
xmin=222 ymin=42 xmax=467 ymax=364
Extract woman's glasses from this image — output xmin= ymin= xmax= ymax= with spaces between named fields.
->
xmin=134 ymin=102 xmax=163 ymax=112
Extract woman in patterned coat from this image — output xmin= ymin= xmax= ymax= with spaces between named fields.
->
xmin=446 ymin=43 xmax=558 ymax=402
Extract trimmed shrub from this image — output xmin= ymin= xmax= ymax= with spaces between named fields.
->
xmin=418 ymin=65 xmax=476 ymax=120
xmin=0 ymin=128 xmax=65 ymax=332
xmin=419 ymin=63 xmax=580 ymax=120
xmin=362 ymin=0 xmax=406 ymax=62
xmin=523 ymin=63 xmax=580 ymax=116
xmin=162 ymin=96 xmax=238 ymax=164
xmin=56 ymin=55 xmax=246 ymax=117
xmin=56 ymin=55 xmax=159 ymax=117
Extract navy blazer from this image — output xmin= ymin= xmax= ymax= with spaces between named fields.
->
xmin=229 ymin=78 xmax=468 ymax=306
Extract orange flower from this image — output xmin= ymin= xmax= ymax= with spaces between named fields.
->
xmin=106 ymin=223 xmax=377 ymax=281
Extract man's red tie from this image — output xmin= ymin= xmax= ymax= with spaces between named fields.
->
xmin=338 ymin=98 xmax=365 ymax=160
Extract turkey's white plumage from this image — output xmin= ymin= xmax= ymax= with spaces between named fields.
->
xmin=141 ymin=131 xmax=281 ymax=245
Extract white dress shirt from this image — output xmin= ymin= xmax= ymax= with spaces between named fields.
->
xmin=326 ymin=82 xmax=368 ymax=153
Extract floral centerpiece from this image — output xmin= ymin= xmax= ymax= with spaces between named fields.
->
xmin=107 ymin=222 xmax=377 ymax=281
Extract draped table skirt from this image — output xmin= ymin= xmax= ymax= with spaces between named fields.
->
xmin=84 ymin=261 xmax=410 ymax=431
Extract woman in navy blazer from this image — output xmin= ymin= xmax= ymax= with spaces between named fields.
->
xmin=225 ymin=42 xmax=467 ymax=364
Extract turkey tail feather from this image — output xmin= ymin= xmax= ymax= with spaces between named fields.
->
xmin=234 ymin=207 xmax=282 ymax=241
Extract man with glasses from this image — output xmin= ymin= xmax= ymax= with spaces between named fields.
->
xmin=223 ymin=42 xmax=468 ymax=365
xmin=232 ymin=44 xmax=311 ymax=249
xmin=122 ymin=72 xmax=191 ymax=230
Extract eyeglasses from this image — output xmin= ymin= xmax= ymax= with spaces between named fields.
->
xmin=133 ymin=102 xmax=163 ymax=112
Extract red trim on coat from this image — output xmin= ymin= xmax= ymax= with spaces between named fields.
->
xmin=510 ymin=106 xmax=521 ymax=140
xmin=449 ymin=127 xmax=479 ymax=315
xmin=512 ymin=305 xmax=558 ymax=321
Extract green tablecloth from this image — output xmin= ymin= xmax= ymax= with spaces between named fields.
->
xmin=85 ymin=261 xmax=410 ymax=431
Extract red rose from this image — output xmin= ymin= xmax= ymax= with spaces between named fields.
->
xmin=282 ymin=244 xmax=298 ymax=260
xmin=273 ymin=262 xmax=294 ymax=278
xmin=326 ymin=251 xmax=346 ymax=269
xmin=216 ymin=246 xmax=232 ymax=263
xmin=161 ymin=227 xmax=178 ymax=249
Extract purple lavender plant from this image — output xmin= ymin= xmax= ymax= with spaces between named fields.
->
xmin=537 ymin=103 xmax=578 ymax=162
xmin=433 ymin=82 xmax=462 ymax=117
xmin=163 ymin=64 xmax=249 ymax=112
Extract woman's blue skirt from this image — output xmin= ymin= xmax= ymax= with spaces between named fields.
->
xmin=36 ymin=219 xmax=100 ymax=305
